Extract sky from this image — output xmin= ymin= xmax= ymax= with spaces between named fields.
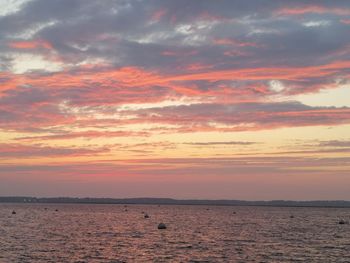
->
xmin=0 ymin=0 xmax=350 ymax=200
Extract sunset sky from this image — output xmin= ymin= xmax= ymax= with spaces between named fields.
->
xmin=0 ymin=0 xmax=350 ymax=200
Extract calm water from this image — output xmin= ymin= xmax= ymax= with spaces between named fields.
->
xmin=0 ymin=204 xmax=349 ymax=262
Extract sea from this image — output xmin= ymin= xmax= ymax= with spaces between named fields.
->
xmin=0 ymin=203 xmax=349 ymax=262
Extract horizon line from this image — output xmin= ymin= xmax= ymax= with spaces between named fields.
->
xmin=1 ymin=196 xmax=350 ymax=204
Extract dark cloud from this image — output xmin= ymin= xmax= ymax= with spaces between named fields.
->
xmin=0 ymin=0 xmax=349 ymax=134
xmin=1 ymin=0 xmax=349 ymax=71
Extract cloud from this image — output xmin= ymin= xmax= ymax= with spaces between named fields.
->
xmin=270 ymin=147 xmax=350 ymax=156
xmin=0 ymin=0 xmax=349 ymax=73
xmin=1 ymin=79 xmax=349 ymax=134
xmin=183 ymin=141 xmax=257 ymax=146
xmin=1 ymin=155 xmax=349 ymax=177
xmin=318 ymin=140 xmax=350 ymax=148
xmin=8 ymin=39 xmax=52 ymax=49
xmin=129 ymin=101 xmax=350 ymax=132
xmin=0 ymin=0 xmax=349 ymax=200
xmin=1 ymin=155 xmax=349 ymax=199
xmin=16 ymin=130 xmax=150 ymax=141
xmin=275 ymin=5 xmax=350 ymax=16
xmin=341 ymin=19 xmax=350 ymax=25
xmin=0 ymin=143 xmax=109 ymax=158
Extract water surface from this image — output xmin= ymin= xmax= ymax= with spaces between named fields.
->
xmin=0 ymin=204 xmax=349 ymax=262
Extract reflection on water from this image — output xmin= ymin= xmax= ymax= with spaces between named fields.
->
xmin=0 ymin=204 xmax=349 ymax=262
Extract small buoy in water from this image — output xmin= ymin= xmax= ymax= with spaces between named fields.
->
xmin=339 ymin=219 xmax=349 ymax=225
xmin=55 ymin=209 xmax=58 ymax=212
xmin=158 ymin=223 xmax=167 ymax=229
xmin=290 ymin=215 xmax=294 ymax=218
xmin=12 ymin=210 xmax=16 ymax=215
xmin=144 ymin=214 xmax=150 ymax=219
xmin=233 ymin=211 xmax=236 ymax=214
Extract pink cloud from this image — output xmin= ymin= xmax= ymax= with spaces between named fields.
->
xmin=151 ymin=8 xmax=167 ymax=21
xmin=276 ymin=5 xmax=350 ymax=16
xmin=340 ymin=19 xmax=350 ymax=24
xmin=214 ymin=38 xmax=259 ymax=47
xmin=2 ymin=60 xmax=349 ymax=95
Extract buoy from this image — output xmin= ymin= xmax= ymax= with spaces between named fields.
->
xmin=339 ymin=219 xmax=348 ymax=225
xmin=290 ymin=215 xmax=294 ymax=218
xmin=158 ymin=223 xmax=167 ymax=229
xmin=144 ymin=214 xmax=150 ymax=218
xmin=12 ymin=210 xmax=16 ymax=215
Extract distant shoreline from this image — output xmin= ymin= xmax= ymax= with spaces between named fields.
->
xmin=1 ymin=197 xmax=350 ymax=208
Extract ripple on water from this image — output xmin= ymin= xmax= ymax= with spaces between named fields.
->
xmin=0 ymin=204 xmax=349 ymax=262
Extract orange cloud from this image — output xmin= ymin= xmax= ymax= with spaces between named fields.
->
xmin=1 ymin=60 xmax=349 ymax=98
xmin=8 ymin=40 xmax=53 ymax=50
xmin=186 ymin=63 xmax=214 ymax=71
